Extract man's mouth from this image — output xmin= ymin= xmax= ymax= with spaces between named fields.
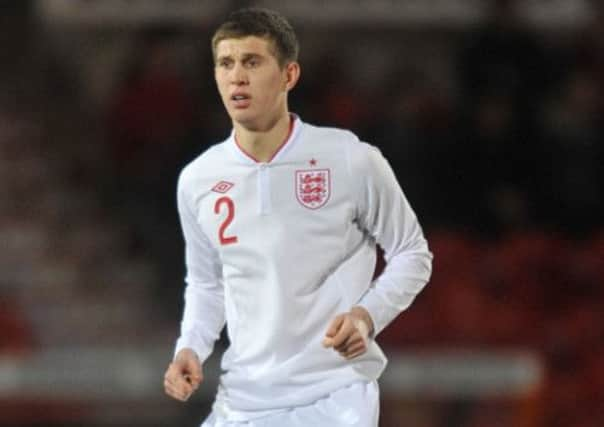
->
xmin=231 ymin=93 xmax=251 ymax=108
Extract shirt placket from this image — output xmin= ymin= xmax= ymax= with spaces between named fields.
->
xmin=257 ymin=163 xmax=271 ymax=215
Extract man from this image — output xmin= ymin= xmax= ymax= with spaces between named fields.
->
xmin=164 ymin=8 xmax=432 ymax=427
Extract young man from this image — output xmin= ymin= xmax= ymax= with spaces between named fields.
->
xmin=164 ymin=8 xmax=432 ymax=427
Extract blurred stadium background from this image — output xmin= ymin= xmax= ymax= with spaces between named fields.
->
xmin=1 ymin=0 xmax=603 ymax=426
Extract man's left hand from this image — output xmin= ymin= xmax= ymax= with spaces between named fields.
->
xmin=322 ymin=306 xmax=374 ymax=359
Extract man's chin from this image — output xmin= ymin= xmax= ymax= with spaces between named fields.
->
xmin=230 ymin=108 xmax=253 ymax=121
xmin=230 ymin=112 xmax=263 ymax=130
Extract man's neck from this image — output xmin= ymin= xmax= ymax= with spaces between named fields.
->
xmin=234 ymin=113 xmax=293 ymax=163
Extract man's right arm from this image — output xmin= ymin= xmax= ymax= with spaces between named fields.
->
xmin=174 ymin=173 xmax=225 ymax=362
xmin=165 ymin=172 xmax=225 ymax=401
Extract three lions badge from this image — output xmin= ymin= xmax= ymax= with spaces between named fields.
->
xmin=295 ymin=169 xmax=330 ymax=209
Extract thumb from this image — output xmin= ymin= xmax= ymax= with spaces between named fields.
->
xmin=323 ymin=315 xmax=344 ymax=347
xmin=186 ymin=358 xmax=203 ymax=385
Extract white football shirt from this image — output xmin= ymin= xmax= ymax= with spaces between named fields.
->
xmin=174 ymin=115 xmax=432 ymax=419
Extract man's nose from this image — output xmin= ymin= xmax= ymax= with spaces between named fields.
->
xmin=231 ymin=63 xmax=248 ymax=85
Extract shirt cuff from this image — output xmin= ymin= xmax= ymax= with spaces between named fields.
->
xmin=174 ymin=333 xmax=212 ymax=363
xmin=356 ymin=287 xmax=415 ymax=337
xmin=356 ymin=292 xmax=389 ymax=337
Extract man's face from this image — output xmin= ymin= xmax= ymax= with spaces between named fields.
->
xmin=214 ymin=36 xmax=295 ymax=131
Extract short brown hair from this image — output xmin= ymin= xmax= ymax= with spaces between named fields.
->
xmin=211 ymin=8 xmax=299 ymax=68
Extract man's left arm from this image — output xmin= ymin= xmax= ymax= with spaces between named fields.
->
xmin=353 ymin=144 xmax=433 ymax=336
xmin=323 ymin=142 xmax=433 ymax=358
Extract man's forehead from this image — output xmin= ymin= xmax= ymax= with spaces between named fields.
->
xmin=215 ymin=36 xmax=273 ymax=57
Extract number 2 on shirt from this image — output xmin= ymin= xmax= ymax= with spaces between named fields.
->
xmin=214 ymin=196 xmax=238 ymax=245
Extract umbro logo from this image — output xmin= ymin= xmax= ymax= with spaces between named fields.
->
xmin=211 ymin=181 xmax=234 ymax=193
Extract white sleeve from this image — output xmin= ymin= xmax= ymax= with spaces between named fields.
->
xmin=174 ymin=173 xmax=225 ymax=362
xmin=350 ymin=143 xmax=433 ymax=336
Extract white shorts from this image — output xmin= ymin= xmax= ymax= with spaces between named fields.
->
xmin=200 ymin=381 xmax=379 ymax=427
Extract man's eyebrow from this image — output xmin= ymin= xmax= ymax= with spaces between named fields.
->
xmin=241 ymin=53 xmax=264 ymax=61
xmin=217 ymin=52 xmax=265 ymax=61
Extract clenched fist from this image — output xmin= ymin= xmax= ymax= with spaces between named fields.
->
xmin=164 ymin=348 xmax=203 ymax=402
xmin=322 ymin=306 xmax=374 ymax=359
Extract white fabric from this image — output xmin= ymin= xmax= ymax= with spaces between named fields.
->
xmin=201 ymin=381 xmax=379 ymax=427
xmin=175 ymin=116 xmax=432 ymax=419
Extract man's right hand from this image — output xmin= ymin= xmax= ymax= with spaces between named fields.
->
xmin=163 ymin=348 xmax=203 ymax=402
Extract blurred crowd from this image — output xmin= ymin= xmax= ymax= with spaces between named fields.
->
xmin=1 ymin=1 xmax=603 ymax=426
xmin=379 ymin=230 xmax=604 ymax=426
xmin=100 ymin=1 xmax=604 ymax=238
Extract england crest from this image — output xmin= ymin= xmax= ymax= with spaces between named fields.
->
xmin=295 ymin=169 xmax=330 ymax=209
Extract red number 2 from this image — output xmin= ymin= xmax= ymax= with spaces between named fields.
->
xmin=214 ymin=196 xmax=238 ymax=245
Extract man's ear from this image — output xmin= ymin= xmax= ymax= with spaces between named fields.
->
xmin=284 ymin=62 xmax=300 ymax=91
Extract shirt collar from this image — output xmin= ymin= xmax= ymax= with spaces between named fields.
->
xmin=228 ymin=114 xmax=303 ymax=165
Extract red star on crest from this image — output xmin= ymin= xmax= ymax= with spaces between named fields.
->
xmin=309 ymin=158 xmax=317 ymax=166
